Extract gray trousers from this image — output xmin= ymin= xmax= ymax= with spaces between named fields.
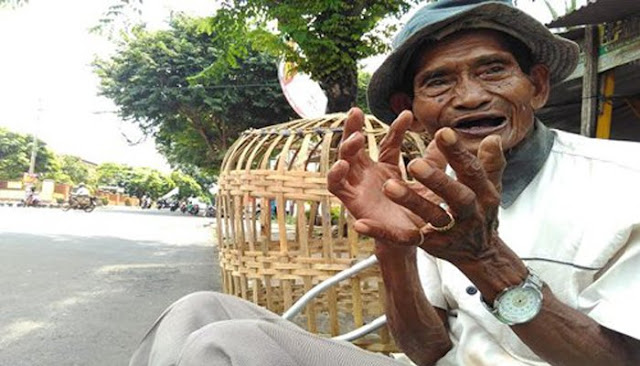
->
xmin=129 ymin=291 xmax=404 ymax=366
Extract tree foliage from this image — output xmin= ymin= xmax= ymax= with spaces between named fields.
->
xmin=0 ymin=0 xmax=28 ymax=8
xmin=169 ymin=171 xmax=203 ymax=199
xmin=198 ymin=0 xmax=420 ymax=112
xmin=357 ymin=70 xmax=372 ymax=115
xmin=94 ymin=162 xmax=203 ymax=199
xmin=0 ymin=127 xmax=61 ymax=181
xmin=59 ymin=155 xmax=92 ymax=185
xmin=94 ymin=14 xmax=296 ymax=178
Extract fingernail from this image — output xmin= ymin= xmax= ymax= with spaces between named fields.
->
xmin=440 ymin=128 xmax=457 ymax=145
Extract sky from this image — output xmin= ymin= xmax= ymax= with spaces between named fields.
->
xmin=0 ymin=0 xmax=576 ymax=172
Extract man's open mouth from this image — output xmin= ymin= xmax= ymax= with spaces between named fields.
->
xmin=452 ymin=116 xmax=507 ymax=134
xmin=455 ymin=117 xmax=505 ymax=129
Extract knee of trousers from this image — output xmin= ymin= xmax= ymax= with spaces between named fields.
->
xmin=170 ymin=292 xmax=244 ymax=317
xmin=176 ymin=320 xmax=298 ymax=366
xmin=169 ymin=291 xmax=284 ymax=323
xmin=174 ymin=291 xmax=228 ymax=308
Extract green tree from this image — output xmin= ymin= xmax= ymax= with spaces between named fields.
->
xmin=0 ymin=127 xmax=62 ymax=181
xmin=199 ymin=0 xmax=420 ymax=112
xmin=95 ymin=162 xmax=176 ymax=198
xmin=170 ymin=170 xmax=203 ymax=199
xmin=94 ymin=15 xmax=296 ymax=177
xmin=357 ymin=70 xmax=372 ymax=115
xmin=127 ymin=167 xmax=174 ymax=199
xmin=59 ymin=155 xmax=90 ymax=185
xmin=95 ymin=162 xmax=133 ymax=188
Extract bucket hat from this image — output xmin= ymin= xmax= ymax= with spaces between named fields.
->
xmin=367 ymin=0 xmax=580 ymax=123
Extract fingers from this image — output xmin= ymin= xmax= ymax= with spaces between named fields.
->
xmin=434 ymin=128 xmax=499 ymax=204
xmin=382 ymin=179 xmax=451 ymax=227
xmin=339 ymin=108 xmax=371 ymax=182
xmin=378 ymin=110 xmax=412 ymax=165
xmin=353 ymin=218 xmax=422 ymax=246
xmin=423 ymin=139 xmax=448 ymax=171
xmin=339 ymin=132 xmax=367 ymax=165
xmin=407 ymin=159 xmax=476 ymax=217
xmin=341 ymin=107 xmax=364 ymax=146
xmin=327 ymin=160 xmax=355 ymax=201
xmin=477 ymin=135 xmax=505 ymax=193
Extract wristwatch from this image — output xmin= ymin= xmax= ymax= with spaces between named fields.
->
xmin=482 ymin=269 xmax=544 ymax=325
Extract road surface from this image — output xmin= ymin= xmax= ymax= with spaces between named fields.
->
xmin=0 ymin=205 xmax=221 ymax=366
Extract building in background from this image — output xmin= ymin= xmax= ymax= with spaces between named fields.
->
xmin=540 ymin=0 xmax=640 ymax=142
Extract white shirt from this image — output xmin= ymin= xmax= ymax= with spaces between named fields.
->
xmin=75 ymin=187 xmax=90 ymax=196
xmin=418 ymin=130 xmax=640 ymax=365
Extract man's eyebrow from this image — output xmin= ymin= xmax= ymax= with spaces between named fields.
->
xmin=418 ymin=66 xmax=453 ymax=80
xmin=473 ymin=55 xmax=513 ymax=67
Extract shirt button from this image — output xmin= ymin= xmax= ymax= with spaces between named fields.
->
xmin=466 ymin=286 xmax=478 ymax=295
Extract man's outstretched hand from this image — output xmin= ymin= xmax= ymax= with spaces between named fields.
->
xmin=328 ymin=107 xmax=509 ymax=267
xmin=327 ymin=108 xmax=446 ymax=247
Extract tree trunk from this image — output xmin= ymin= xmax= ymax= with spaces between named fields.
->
xmin=320 ymin=67 xmax=358 ymax=113
xmin=180 ymin=107 xmax=217 ymax=155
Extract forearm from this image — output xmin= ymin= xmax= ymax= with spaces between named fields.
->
xmin=512 ymin=287 xmax=640 ymax=366
xmin=458 ymin=238 xmax=640 ymax=366
xmin=376 ymin=243 xmax=452 ymax=366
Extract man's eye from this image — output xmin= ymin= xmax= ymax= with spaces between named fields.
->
xmin=426 ymin=78 xmax=449 ymax=87
xmin=484 ymin=65 xmax=506 ymax=75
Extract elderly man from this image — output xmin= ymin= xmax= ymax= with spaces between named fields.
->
xmin=328 ymin=0 xmax=640 ymax=364
xmin=130 ymin=1 xmax=640 ymax=365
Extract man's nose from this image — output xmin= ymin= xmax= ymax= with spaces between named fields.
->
xmin=451 ymin=77 xmax=491 ymax=110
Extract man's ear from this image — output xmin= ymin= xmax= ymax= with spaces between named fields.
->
xmin=529 ymin=64 xmax=551 ymax=110
xmin=390 ymin=92 xmax=423 ymax=132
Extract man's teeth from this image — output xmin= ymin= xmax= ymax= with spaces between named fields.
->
xmin=456 ymin=118 xmax=504 ymax=129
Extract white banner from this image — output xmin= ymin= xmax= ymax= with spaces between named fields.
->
xmin=278 ymin=60 xmax=328 ymax=119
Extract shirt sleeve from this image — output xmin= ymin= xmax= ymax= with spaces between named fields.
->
xmin=416 ymin=248 xmax=447 ymax=310
xmin=577 ymin=226 xmax=640 ymax=341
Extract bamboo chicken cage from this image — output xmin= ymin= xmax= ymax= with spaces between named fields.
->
xmin=216 ymin=113 xmax=427 ymax=352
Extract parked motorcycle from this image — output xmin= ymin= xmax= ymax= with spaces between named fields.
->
xmin=205 ymin=205 xmax=216 ymax=217
xmin=188 ymin=203 xmax=200 ymax=216
xmin=62 ymin=195 xmax=98 ymax=212
xmin=170 ymin=200 xmax=181 ymax=212
xmin=156 ymin=198 xmax=170 ymax=210
xmin=140 ymin=196 xmax=152 ymax=209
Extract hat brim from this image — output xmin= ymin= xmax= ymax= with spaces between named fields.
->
xmin=367 ymin=2 xmax=579 ymax=124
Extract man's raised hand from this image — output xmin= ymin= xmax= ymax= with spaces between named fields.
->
xmin=327 ymin=108 xmax=424 ymax=246
xmin=383 ymin=128 xmax=507 ymax=264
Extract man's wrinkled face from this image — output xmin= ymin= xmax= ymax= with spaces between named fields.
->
xmin=411 ymin=30 xmax=549 ymax=154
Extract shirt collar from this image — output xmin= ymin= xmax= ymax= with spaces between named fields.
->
xmin=501 ymin=120 xmax=555 ymax=208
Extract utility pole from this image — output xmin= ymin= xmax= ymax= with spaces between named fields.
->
xmin=28 ymin=100 xmax=43 ymax=175
xmin=28 ymin=133 xmax=38 ymax=175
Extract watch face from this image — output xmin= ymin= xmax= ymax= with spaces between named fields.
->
xmin=496 ymin=286 xmax=542 ymax=324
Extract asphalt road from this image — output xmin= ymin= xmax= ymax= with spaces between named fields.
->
xmin=0 ymin=205 xmax=221 ymax=366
